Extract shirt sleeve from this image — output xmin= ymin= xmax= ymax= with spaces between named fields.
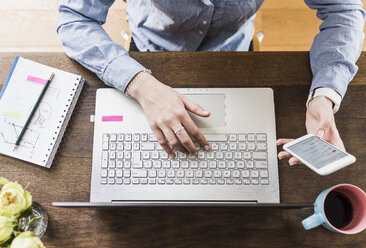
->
xmin=57 ymin=0 xmax=146 ymax=92
xmin=305 ymin=0 xmax=365 ymax=99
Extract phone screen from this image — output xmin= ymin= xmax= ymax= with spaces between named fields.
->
xmin=286 ymin=136 xmax=348 ymax=169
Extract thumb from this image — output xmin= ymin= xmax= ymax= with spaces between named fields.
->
xmin=315 ymin=117 xmax=332 ymax=139
xmin=180 ymin=95 xmax=210 ymax=117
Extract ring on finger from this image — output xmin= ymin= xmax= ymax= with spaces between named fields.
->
xmin=173 ymin=126 xmax=185 ymax=135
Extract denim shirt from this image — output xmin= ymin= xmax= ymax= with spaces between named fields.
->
xmin=58 ymin=0 xmax=365 ymax=99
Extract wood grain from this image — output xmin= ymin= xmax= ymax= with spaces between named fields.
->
xmin=0 ymin=52 xmax=365 ymax=247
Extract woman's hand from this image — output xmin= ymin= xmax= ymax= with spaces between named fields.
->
xmin=127 ymin=71 xmax=210 ymax=158
xmin=277 ymin=96 xmax=345 ymax=165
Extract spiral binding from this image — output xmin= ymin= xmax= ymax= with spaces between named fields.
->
xmin=43 ymin=77 xmax=81 ymax=164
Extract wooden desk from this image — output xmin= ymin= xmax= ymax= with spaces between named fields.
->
xmin=0 ymin=52 xmax=365 ymax=247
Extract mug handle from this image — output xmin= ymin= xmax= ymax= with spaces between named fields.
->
xmin=302 ymin=213 xmax=324 ymax=230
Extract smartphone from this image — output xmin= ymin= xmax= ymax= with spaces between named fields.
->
xmin=283 ymin=134 xmax=356 ymax=175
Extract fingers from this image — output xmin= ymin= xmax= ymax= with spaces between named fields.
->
xmin=288 ymin=157 xmax=301 ymax=166
xmin=180 ymin=95 xmax=210 ymax=117
xmin=276 ymin=138 xmax=294 ymax=146
xmin=181 ymin=113 xmax=210 ymax=151
xmin=151 ymin=126 xmax=175 ymax=158
xmin=278 ymin=151 xmax=291 ymax=159
xmin=174 ymin=126 xmax=198 ymax=155
xmin=162 ymin=127 xmax=188 ymax=154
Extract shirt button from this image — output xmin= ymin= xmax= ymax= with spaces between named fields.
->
xmin=202 ymin=20 xmax=208 ymax=25
xmin=199 ymin=30 xmax=204 ymax=35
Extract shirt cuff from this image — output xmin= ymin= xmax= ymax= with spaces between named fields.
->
xmin=102 ymin=55 xmax=146 ymax=93
xmin=306 ymin=88 xmax=342 ymax=114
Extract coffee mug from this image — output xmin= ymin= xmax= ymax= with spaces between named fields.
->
xmin=302 ymin=184 xmax=366 ymax=234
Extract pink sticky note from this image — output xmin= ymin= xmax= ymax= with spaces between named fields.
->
xmin=102 ymin=116 xmax=123 ymax=122
xmin=26 ymin=75 xmax=47 ymax=85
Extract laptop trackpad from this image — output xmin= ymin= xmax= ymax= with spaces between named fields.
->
xmin=183 ymin=94 xmax=226 ymax=128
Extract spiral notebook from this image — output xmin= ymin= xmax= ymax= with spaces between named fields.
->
xmin=0 ymin=57 xmax=85 ymax=168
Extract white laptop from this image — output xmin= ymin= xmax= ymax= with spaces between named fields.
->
xmin=54 ymin=88 xmax=280 ymax=207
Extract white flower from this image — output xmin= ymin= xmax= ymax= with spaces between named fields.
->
xmin=10 ymin=231 xmax=45 ymax=248
xmin=0 ymin=216 xmax=15 ymax=245
xmin=0 ymin=180 xmax=32 ymax=217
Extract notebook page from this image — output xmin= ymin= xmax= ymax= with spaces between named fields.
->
xmin=0 ymin=57 xmax=81 ymax=167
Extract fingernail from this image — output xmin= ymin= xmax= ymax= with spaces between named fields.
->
xmin=203 ymin=110 xmax=209 ymax=115
xmin=169 ymin=154 xmax=175 ymax=159
xmin=317 ymin=129 xmax=325 ymax=138
xmin=204 ymin=145 xmax=210 ymax=151
xmin=194 ymin=152 xmax=198 ymax=157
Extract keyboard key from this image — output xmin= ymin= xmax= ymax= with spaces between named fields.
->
xmin=132 ymin=178 xmax=139 ymax=184
xmin=143 ymin=161 xmax=152 ymax=168
xmin=153 ymin=160 xmax=162 ymax=168
xmin=226 ymin=179 xmax=234 ymax=185
xmin=124 ymin=161 xmax=131 ymax=168
xmin=124 ymin=143 xmax=132 ymax=151
xmin=132 ymin=169 xmax=148 ymax=178
xmin=108 ymin=159 xmax=116 ymax=168
xmin=132 ymin=161 xmax=142 ymax=169
xmin=252 ymin=152 xmax=267 ymax=160
xmin=141 ymin=143 xmax=155 ymax=151
xmin=148 ymin=133 xmax=157 ymax=141
xmin=225 ymin=152 xmax=233 ymax=159
xmin=148 ymin=169 xmax=157 ymax=178
xmin=156 ymin=143 xmax=164 ymax=151
xmin=204 ymin=170 xmax=213 ymax=178
xmin=158 ymin=179 xmax=165 ymax=184
xmin=229 ymin=143 xmax=237 ymax=150
xmin=238 ymin=142 xmax=246 ymax=150
xmin=183 ymin=179 xmax=191 ymax=184
xmin=140 ymin=178 xmax=148 ymax=184
xmin=208 ymin=179 xmax=216 ymax=185
xmin=223 ymin=170 xmax=231 ymax=178
xmin=116 ymin=169 xmax=123 ymax=178
xmin=218 ymin=161 xmax=226 ymax=169
xmin=200 ymin=179 xmax=208 ymax=185
xmin=186 ymin=170 xmax=194 ymax=178
xmin=124 ymin=170 xmax=131 ymax=178
xmin=251 ymin=170 xmax=259 ymax=178
xmin=246 ymin=161 xmax=254 ymax=168
xmin=232 ymin=170 xmax=240 ymax=178
xmin=260 ymin=179 xmax=269 ymax=185
xmin=117 ymin=133 xmax=124 ymax=141
xmin=195 ymin=170 xmax=203 ymax=178
xmin=141 ymin=133 xmax=148 ymax=142
xmin=142 ymin=151 xmax=150 ymax=159
xmin=199 ymin=161 xmax=208 ymax=169
xmin=158 ymin=170 xmax=166 ymax=178
xmin=198 ymin=151 xmax=205 ymax=159
xmin=109 ymin=151 xmax=116 ymax=159
xmin=217 ymin=179 xmax=225 ymax=185
xmin=110 ymin=133 xmax=117 ymax=141
xmin=116 ymin=160 xmax=123 ymax=168
xmin=243 ymin=152 xmax=251 ymax=159
xmin=101 ymin=169 xmax=107 ymax=178
xmin=213 ymin=170 xmax=222 ymax=178
xmin=241 ymin=170 xmax=250 ymax=177
xmin=125 ymin=133 xmax=132 ymax=141
xmin=234 ymin=179 xmax=242 ymax=184
xmin=220 ymin=143 xmax=228 ymax=150
xmin=167 ymin=170 xmax=175 ymax=178
xmin=101 ymin=151 xmax=108 ymax=168
xmin=162 ymin=161 xmax=171 ymax=168
xmin=160 ymin=151 xmax=168 ymax=159
xmin=238 ymin=134 xmax=246 ymax=142
xmin=247 ymin=133 xmax=255 ymax=142
xmin=176 ymin=170 xmax=185 ymax=178
xmin=108 ymin=178 xmax=115 ymax=184
xmin=237 ymin=161 xmax=245 ymax=168
xmin=133 ymin=134 xmax=140 ymax=142
xmin=133 ymin=143 xmax=140 ymax=150
xmin=251 ymin=179 xmax=259 ymax=185
xmin=148 ymin=178 xmax=156 ymax=184
xmin=234 ymin=152 xmax=242 ymax=159
xmin=181 ymin=161 xmax=189 ymax=168
xmin=209 ymin=161 xmax=217 ymax=168
xmin=229 ymin=134 xmax=237 ymax=141
xmin=116 ymin=178 xmax=123 ymax=184
xmin=116 ymin=152 xmax=124 ymax=160
xmin=124 ymin=178 xmax=131 ymax=184
xmin=211 ymin=142 xmax=219 ymax=150
xmin=167 ymin=178 xmax=174 ymax=184
xmin=257 ymin=142 xmax=267 ymax=151
xmin=179 ymin=152 xmax=187 ymax=159
xmin=255 ymin=161 xmax=268 ymax=168
xmin=190 ymin=161 xmax=198 ymax=168
xmin=243 ymin=179 xmax=251 ymax=185
xmin=172 ymin=161 xmax=180 ymax=168
xmin=109 ymin=142 xmax=116 ymax=150
xmin=206 ymin=151 xmax=214 ymax=159
xmin=247 ymin=142 xmax=256 ymax=151
xmin=260 ymin=170 xmax=269 ymax=178
xmin=216 ymin=152 xmax=224 ymax=159
xmin=227 ymin=161 xmax=235 ymax=168
xmin=102 ymin=142 xmax=109 ymax=151
xmin=175 ymin=178 xmax=182 ymax=184
xmin=192 ymin=179 xmax=200 ymax=185
xmin=102 ymin=133 xmax=109 ymax=142
xmin=256 ymin=133 xmax=267 ymax=142
xmin=205 ymin=134 xmax=227 ymax=141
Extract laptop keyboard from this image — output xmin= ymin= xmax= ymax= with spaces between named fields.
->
xmin=100 ymin=133 xmax=269 ymax=186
